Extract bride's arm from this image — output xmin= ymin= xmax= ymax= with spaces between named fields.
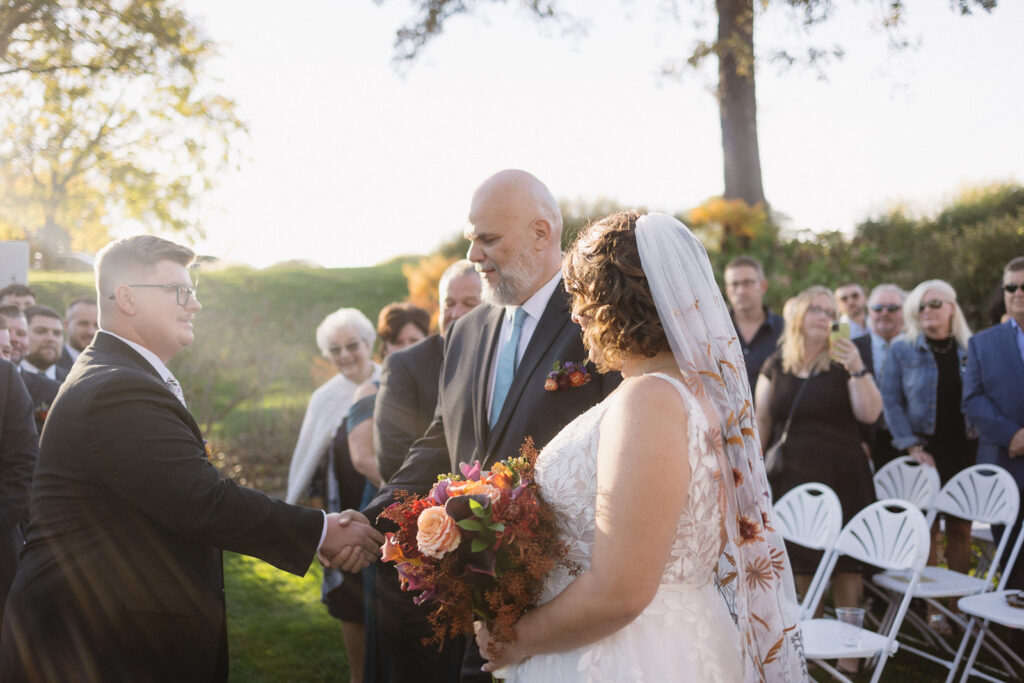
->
xmin=478 ymin=375 xmax=692 ymax=672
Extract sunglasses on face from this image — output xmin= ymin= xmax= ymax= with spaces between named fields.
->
xmin=918 ymin=299 xmax=947 ymax=312
xmin=1004 ymin=283 xmax=1022 ymax=294
xmin=871 ymin=304 xmax=901 ymax=313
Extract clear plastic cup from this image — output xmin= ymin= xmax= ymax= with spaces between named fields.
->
xmin=835 ymin=607 xmax=865 ymax=647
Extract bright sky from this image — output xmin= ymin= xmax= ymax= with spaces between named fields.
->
xmin=179 ymin=0 xmax=1024 ymax=268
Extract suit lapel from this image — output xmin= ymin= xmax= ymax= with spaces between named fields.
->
xmin=998 ymin=322 xmax=1024 ymax=379
xmin=486 ymin=286 xmax=573 ymax=453
xmin=474 ymin=306 xmax=506 ymax=458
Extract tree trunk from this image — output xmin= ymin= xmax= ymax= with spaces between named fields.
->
xmin=716 ymin=0 xmax=766 ymax=207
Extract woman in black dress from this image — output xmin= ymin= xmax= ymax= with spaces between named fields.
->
xmin=881 ymin=279 xmax=975 ymax=633
xmin=755 ymin=286 xmax=882 ymax=630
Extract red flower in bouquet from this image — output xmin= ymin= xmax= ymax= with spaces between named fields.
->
xmin=379 ymin=438 xmax=570 ymax=658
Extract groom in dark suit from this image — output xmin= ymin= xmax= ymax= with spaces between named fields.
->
xmin=0 ymin=235 xmax=384 ymax=683
xmin=365 ymin=169 xmax=621 ymax=683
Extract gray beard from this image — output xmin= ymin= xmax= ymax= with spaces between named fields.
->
xmin=481 ymin=255 xmax=538 ymax=307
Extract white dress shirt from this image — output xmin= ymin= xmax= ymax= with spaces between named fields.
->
xmin=20 ymin=359 xmax=58 ymax=381
xmin=486 ymin=271 xmax=563 ymax=417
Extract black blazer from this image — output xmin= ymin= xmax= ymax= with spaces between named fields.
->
xmin=374 ymin=334 xmax=445 ymax=483
xmin=56 ymin=346 xmax=75 ymax=372
xmin=0 ymin=361 xmax=38 ymax=616
xmin=366 ymin=284 xmax=621 ymax=519
xmin=18 ymin=368 xmax=59 ymax=436
xmin=0 ymin=333 xmax=323 ymax=682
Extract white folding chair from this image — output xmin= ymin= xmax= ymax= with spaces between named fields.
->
xmin=867 ymin=456 xmax=942 ymax=624
xmin=950 ymin=519 xmax=1024 ymax=682
xmin=774 ymin=482 xmax=843 ymax=620
xmin=800 ymin=498 xmax=930 ymax=683
xmin=872 ymin=464 xmax=1020 ymax=676
xmin=873 ymin=455 xmax=942 ymax=511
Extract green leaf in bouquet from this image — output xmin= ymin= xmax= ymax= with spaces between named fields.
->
xmin=469 ymin=498 xmax=487 ymax=518
xmin=488 ymin=522 xmax=505 ymax=532
xmin=471 ymin=537 xmax=489 ymax=553
xmin=458 ymin=519 xmax=484 ymax=531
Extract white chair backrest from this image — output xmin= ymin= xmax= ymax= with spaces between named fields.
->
xmin=934 ymin=464 xmax=1020 ymax=527
xmin=995 ymin=513 xmax=1024 ymax=592
xmin=873 ymin=456 xmax=942 ymax=512
xmin=774 ymin=482 xmax=843 ymax=551
xmin=835 ymin=498 xmax=931 ymax=573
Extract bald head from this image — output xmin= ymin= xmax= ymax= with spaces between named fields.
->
xmin=466 ymin=170 xmax=564 ymax=306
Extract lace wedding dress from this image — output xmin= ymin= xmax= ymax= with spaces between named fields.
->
xmin=508 ymin=373 xmax=743 ymax=682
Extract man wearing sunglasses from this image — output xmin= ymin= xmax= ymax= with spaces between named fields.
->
xmin=963 ymin=255 xmax=1024 ymax=617
xmin=835 ymin=282 xmax=869 ymax=340
xmin=855 ymin=284 xmax=906 ymax=470
xmin=0 ymin=235 xmax=385 ymax=682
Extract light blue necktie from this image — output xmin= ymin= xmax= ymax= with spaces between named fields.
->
xmin=489 ymin=307 xmax=526 ymax=427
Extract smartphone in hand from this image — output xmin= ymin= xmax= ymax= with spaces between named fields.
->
xmin=830 ymin=321 xmax=850 ymax=346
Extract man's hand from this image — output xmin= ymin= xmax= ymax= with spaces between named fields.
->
xmin=318 ymin=510 xmax=385 ymax=572
xmin=1009 ymin=428 xmax=1024 ymax=458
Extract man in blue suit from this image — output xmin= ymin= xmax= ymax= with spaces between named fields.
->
xmin=963 ymin=255 xmax=1024 ymax=598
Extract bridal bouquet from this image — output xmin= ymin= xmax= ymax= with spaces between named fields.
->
xmin=380 ymin=438 xmax=569 ymax=656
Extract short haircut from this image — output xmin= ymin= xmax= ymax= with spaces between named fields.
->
xmin=836 ymin=283 xmax=864 ymax=294
xmin=0 ymin=283 xmax=36 ymax=299
xmin=95 ymin=235 xmax=195 ymax=304
xmin=0 ymin=305 xmax=25 ymax=322
xmin=724 ymin=255 xmax=765 ymax=280
xmin=25 ymin=304 xmax=61 ymax=325
xmin=66 ymin=297 xmax=98 ymax=318
xmin=377 ymin=302 xmax=431 ymax=345
xmin=867 ymin=283 xmax=906 ymax=306
xmin=438 ymin=259 xmax=478 ymax=299
xmin=1005 ymin=256 xmax=1024 ymax=274
xmin=315 ymin=308 xmax=375 ymax=357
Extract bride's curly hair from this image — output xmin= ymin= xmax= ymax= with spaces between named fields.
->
xmin=563 ymin=210 xmax=670 ymax=372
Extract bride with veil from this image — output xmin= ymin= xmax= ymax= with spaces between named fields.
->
xmin=474 ymin=212 xmax=808 ymax=682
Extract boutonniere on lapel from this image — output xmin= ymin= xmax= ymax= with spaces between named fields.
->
xmin=544 ymin=360 xmax=592 ymax=392
xmin=203 ymin=439 xmax=213 ymax=460
xmin=35 ymin=401 xmax=51 ymax=423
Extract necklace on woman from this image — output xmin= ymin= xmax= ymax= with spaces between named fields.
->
xmin=926 ymin=336 xmax=955 ymax=354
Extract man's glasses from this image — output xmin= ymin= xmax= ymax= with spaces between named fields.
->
xmin=918 ymin=299 xmax=947 ymax=312
xmin=1003 ymin=283 xmax=1022 ymax=294
xmin=726 ymin=279 xmax=759 ymax=290
xmin=109 ymin=284 xmax=197 ymax=307
xmin=870 ymin=304 xmax=901 ymax=313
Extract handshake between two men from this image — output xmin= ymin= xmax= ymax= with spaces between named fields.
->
xmin=318 ymin=510 xmax=385 ymax=572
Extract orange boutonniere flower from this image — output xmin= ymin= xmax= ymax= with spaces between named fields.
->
xmin=544 ymin=360 xmax=592 ymax=392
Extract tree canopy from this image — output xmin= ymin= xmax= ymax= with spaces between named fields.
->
xmin=0 ymin=0 xmax=244 ymax=264
xmin=373 ymin=0 xmax=999 ymax=209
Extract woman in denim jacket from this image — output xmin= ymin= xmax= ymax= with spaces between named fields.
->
xmin=881 ymin=279 xmax=975 ymax=633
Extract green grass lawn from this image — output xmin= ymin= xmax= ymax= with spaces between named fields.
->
xmin=225 ymin=553 xmax=349 ymax=682
xmin=225 ymin=552 xmax=969 ymax=683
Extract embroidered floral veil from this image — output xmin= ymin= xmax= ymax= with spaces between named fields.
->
xmin=635 ymin=213 xmax=808 ymax=682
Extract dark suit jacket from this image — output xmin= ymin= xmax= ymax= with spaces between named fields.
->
xmin=0 ymin=333 xmax=323 ymax=682
xmin=18 ymin=368 xmax=59 ymax=436
xmin=56 ymin=346 xmax=75 ymax=372
xmin=366 ymin=284 xmax=621 ymax=520
xmin=374 ymin=334 xmax=445 ymax=483
xmin=0 ymin=361 xmax=37 ymax=617
xmin=963 ymin=321 xmax=1024 ymax=488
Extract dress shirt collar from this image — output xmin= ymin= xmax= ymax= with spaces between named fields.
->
xmin=64 ymin=343 xmax=81 ymax=362
xmin=508 ymin=270 xmax=562 ymax=324
xmin=20 ymin=359 xmax=57 ymax=381
xmin=98 ymin=330 xmax=179 ymax=386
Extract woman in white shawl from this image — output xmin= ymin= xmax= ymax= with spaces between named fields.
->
xmin=285 ymin=307 xmax=380 ymax=683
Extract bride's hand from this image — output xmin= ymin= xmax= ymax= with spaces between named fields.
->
xmin=474 ymin=620 xmax=525 ymax=673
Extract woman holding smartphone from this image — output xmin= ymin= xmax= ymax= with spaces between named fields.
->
xmin=881 ymin=279 xmax=975 ymax=634
xmin=755 ymin=286 xmax=881 ymax=672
